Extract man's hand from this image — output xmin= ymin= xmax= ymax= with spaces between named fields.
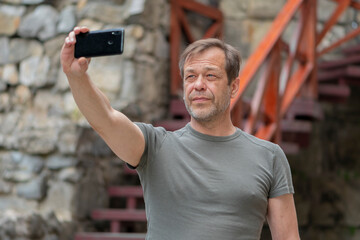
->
xmin=61 ymin=26 xmax=91 ymax=78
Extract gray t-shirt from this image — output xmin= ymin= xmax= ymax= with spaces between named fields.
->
xmin=134 ymin=123 xmax=294 ymax=240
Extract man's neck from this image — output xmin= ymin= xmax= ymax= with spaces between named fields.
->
xmin=189 ymin=115 xmax=236 ymax=137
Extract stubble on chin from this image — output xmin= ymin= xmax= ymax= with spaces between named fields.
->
xmin=184 ymin=99 xmax=220 ymax=122
xmin=184 ymin=91 xmax=231 ymax=122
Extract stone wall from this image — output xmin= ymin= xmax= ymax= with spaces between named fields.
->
xmin=0 ymin=0 xmax=359 ymax=239
xmin=0 ymin=0 xmax=170 ymax=239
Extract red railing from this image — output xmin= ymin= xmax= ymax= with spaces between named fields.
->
xmin=229 ymin=0 xmax=360 ymax=142
xmin=170 ymin=0 xmax=223 ymax=96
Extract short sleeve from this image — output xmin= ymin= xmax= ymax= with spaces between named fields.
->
xmin=131 ymin=122 xmax=167 ymax=170
xmin=269 ymin=144 xmax=295 ymax=198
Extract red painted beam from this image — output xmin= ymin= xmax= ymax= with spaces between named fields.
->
xmin=281 ymin=62 xmax=313 ymax=118
xmin=230 ymin=0 xmax=303 ymax=110
xmin=179 ymin=0 xmax=222 ymax=20
xmin=318 ymin=26 xmax=360 ymax=57
xmin=316 ymin=0 xmax=351 ymax=45
xmin=330 ymin=0 xmax=360 ymax=10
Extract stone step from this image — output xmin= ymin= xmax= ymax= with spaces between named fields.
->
xmin=92 ymin=209 xmax=146 ymax=222
xmin=75 ymin=232 xmax=146 ymax=240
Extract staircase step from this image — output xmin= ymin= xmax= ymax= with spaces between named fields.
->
xmin=343 ymin=44 xmax=360 ymax=56
xmin=281 ymin=120 xmax=311 ymax=149
xmin=318 ymin=65 xmax=360 ymax=82
xmin=92 ymin=209 xmax=146 ymax=221
xmin=286 ymin=98 xmax=323 ymax=120
xmin=318 ymin=55 xmax=360 ymax=69
xmin=75 ymin=232 xmax=146 ymax=240
xmin=108 ymin=186 xmax=143 ymax=198
xmin=318 ymin=84 xmax=350 ymax=102
xmin=281 ymin=120 xmax=312 ymax=133
xmin=346 ymin=65 xmax=360 ymax=78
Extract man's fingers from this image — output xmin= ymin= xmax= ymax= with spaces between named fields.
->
xmin=74 ymin=26 xmax=89 ymax=34
xmin=80 ymin=26 xmax=89 ymax=33
xmin=73 ymin=27 xmax=81 ymax=34
xmin=78 ymin=57 xmax=91 ymax=66
xmin=63 ymin=31 xmax=76 ymax=48
xmin=69 ymin=31 xmax=76 ymax=42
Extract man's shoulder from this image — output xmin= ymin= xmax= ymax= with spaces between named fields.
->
xmin=239 ymin=130 xmax=279 ymax=154
xmin=135 ymin=122 xmax=187 ymax=138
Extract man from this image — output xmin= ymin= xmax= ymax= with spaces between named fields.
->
xmin=61 ymin=26 xmax=300 ymax=240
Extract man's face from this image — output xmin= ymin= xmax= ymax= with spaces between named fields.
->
xmin=183 ymin=47 xmax=232 ymax=122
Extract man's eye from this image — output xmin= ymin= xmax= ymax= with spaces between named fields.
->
xmin=186 ymin=75 xmax=195 ymax=80
xmin=207 ymin=74 xmax=217 ymax=79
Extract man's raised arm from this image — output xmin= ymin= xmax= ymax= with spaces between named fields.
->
xmin=60 ymin=26 xmax=144 ymax=167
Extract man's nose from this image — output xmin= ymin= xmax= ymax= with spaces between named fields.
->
xmin=194 ymin=75 xmax=206 ymax=91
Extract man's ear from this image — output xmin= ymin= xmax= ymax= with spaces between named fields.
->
xmin=230 ymin=77 xmax=240 ymax=98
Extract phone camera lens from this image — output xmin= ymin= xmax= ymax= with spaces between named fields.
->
xmin=108 ymin=40 xmax=114 ymax=45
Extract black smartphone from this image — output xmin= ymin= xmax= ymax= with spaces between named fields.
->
xmin=74 ymin=28 xmax=125 ymax=58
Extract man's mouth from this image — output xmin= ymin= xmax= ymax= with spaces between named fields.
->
xmin=192 ymin=97 xmax=210 ymax=103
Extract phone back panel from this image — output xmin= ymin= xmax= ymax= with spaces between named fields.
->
xmin=75 ymin=29 xmax=124 ymax=58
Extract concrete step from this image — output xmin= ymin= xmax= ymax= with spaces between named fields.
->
xmin=75 ymin=232 xmax=146 ymax=240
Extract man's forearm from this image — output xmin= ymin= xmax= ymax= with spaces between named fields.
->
xmin=67 ymin=73 xmax=114 ymax=131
